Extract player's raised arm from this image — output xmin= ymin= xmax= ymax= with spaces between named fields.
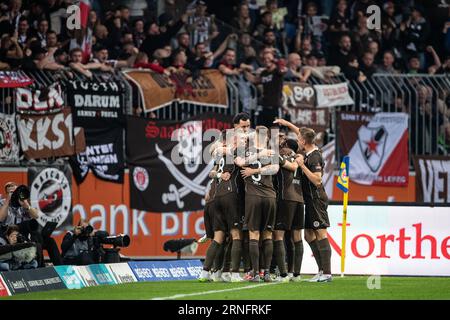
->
xmin=273 ymin=118 xmax=300 ymax=136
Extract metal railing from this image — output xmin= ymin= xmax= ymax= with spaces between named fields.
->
xmin=344 ymin=73 xmax=450 ymax=158
xmin=1 ymin=69 xmax=448 ymax=168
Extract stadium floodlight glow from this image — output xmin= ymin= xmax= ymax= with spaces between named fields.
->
xmin=163 ymin=238 xmax=198 ymax=258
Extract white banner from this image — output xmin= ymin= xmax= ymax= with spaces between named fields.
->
xmin=74 ymin=266 xmax=98 ymax=287
xmin=314 ymin=82 xmax=354 ymax=107
xmin=301 ymin=205 xmax=450 ymax=276
xmin=106 ymin=263 xmax=138 ymax=283
xmin=0 ymin=113 xmax=20 ymax=162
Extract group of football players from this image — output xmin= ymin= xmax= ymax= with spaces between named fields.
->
xmin=198 ymin=112 xmax=332 ymax=283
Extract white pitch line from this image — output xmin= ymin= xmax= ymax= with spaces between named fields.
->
xmin=151 ymin=282 xmax=280 ymax=300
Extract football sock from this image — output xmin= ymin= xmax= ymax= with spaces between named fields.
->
xmin=249 ymin=239 xmax=259 ymax=274
xmin=231 ymin=239 xmax=242 ymax=272
xmin=204 ymin=240 xmax=221 ymax=271
xmin=263 ymin=239 xmax=274 ymax=272
xmin=274 ymin=240 xmax=287 ymax=276
xmin=293 ymin=240 xmax=304 ymax=276
xmin=317 ymin=238 xmax=332 ymax=275
xmin=308 ymin=239 xmax=323 ymax=272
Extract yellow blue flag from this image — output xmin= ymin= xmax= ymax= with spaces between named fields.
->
xmin=336 ymin=156 xmax=350 ymax=193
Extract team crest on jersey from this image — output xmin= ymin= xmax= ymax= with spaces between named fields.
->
xmin=133 ymin=167 xmax=149 ymax=191
xmin=357 ymin=125 xmax=387 ymax=172
xmin=30 ymin=168 xmax=71 ymax=227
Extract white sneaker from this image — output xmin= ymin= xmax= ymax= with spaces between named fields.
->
xmin=308 ymin=271 xmax=323 ymax=282
xmin=291 ymin=275 xmax=302 ymax=282
xmin=198 ymin=270 xmax=211 ymax=282
xmin=275 ymin=276 xmax=290 ymax=283
xmin=211 ymin=270 xmax=223 ymax=282
xmin=287 ymin=272 xmax=294 ymax=280
xmin=221 ymin=272 xmax=232 ymax=282
xmin=231 ymin=272 xmax=244 ymax=282
xmin=198 ymin=234 xmax=209 ymax=243
xmin=318 ymin=274 xmax=332 ymax=282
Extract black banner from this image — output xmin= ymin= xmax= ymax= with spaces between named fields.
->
xmin=66 ymin=80 xmax=125 ymax=126
xmin=28 ymin=165 xmax=73 ymax=230
xmin=1 ymin=267 xmax=65 ymax=295
xmin=127 ymin=113 xmax=232 ymax=212
xmin=69 ymin=124 xmax=124 ymax=184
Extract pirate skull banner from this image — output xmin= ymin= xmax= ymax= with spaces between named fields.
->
xmin=0 ymin=113 xmax=20 ymax=162
xmin=69 ymin=123 xmax=124 ymax=184
xmin=127 ymin=113 xmax=232 ymax=212
xmin=123 ymin=69 xmax=228 ymax=112
xmin=28 ymin=165 xmax=73 ymax=229
xmin=337 ymin=111 xmax=409 ymax=186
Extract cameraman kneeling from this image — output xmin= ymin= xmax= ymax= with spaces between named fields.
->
xmin=0 ymin=225 xmax=39 ymax=271
xmin=0 ymin=182 xmax=63 ymax=267
xmin=61 ymin=220 xmax=97 ymax=265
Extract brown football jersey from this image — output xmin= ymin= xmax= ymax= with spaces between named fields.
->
xmin=301 ymin=148 xmax=328 ymax=200
xmin=276 ymin=150 xmax=304 ymax=203
xmin=244 ymin=149 xmax=277 ymax=198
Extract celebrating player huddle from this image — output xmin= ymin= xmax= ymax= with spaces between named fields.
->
xmin=198 ymin=113 xmax=332 ymax=283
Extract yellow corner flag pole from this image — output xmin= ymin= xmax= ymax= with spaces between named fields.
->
xmin=336 ymin=156 xmax=350 ymax=277
xmin=341 ymin=189 xmax=349 ymax=277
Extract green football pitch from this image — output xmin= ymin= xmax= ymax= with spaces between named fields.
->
xmin=2 ymin=276 xmax=450 ymax=300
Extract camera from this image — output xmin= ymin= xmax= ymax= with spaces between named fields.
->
xmin=10 ymin=185 xmax=30 ymax=208
xmin=94 ymin=231 xmax=130 ymax=248
xmin=16 ymin=234 xmax=27 ymax=244
xmin=79 ymin=225 xmax=94 ymax=237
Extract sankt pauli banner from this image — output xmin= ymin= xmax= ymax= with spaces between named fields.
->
xmin=127 ymin=113 xmax=232 ymax=212
xmin=123 ymin=69 xmax=228 ymax=112
xmin=413 ymin=155 xmax=450 ymax=204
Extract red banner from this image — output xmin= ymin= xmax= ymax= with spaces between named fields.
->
xmin=0 ymin=71 xmax=33 ymax=88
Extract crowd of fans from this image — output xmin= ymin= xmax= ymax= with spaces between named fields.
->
xmin=0 ymin=0 xmax=448 ymax=152
xmin=0 ymin=0 xmax=448 ymax=77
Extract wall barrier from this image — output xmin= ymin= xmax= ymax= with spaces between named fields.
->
xmin=0 ymin=259 xmax=203 ymax=297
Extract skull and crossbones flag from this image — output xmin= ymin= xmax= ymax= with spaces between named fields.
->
xmin=127 ymin=113 xmax=232 ymax=212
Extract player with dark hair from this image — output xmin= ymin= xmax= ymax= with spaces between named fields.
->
xmin=274 ymin=119 xmax=332 ymax=282
xmin=236 ymin=126 xmax=279 ymax=282
xmin=273 ymin=138 xmax=305 ymax=282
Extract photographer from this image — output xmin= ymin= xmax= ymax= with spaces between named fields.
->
xmin=0 ymin=182 xmax=63 ymax=267
xmin=0 ymin=225 xmax=38 ymax=271
xmin=61 ymin=220 xmax=98 ymax=265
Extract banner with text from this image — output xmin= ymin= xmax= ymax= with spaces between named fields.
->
xmin=127 ymin=113 xmax=232 ymax=212
xmin=17 ymin=108 xmax=86 ymax=159
xmin=69 ymin=123 xmax=124 ymax=184
xmin=413 ymin=156 xmax=450 ymax=204
xmin=28 ymin=165 xmax=73 ymax=229
xmin=128 ymin=260 xmax=203 ymax=281
xmin=66 ymin=80 xmax=125 ymax=126
xmin=16 ymin=83 xmax=64 ymax=113
xmin=338 ymin=111 xmax=409 ymax=186
xmin=282 ymin=82 xmax=316 ymax=108
xmin=124 ymin=69 xmax=228 ymax=112
xmin=314 ymin=82 xmax=354 ymax=107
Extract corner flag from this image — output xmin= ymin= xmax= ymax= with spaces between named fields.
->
xmin=336 ymin=156 xmax=349 ymax=193
xmin=336 ymin=156 xmax=349 ymax=276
